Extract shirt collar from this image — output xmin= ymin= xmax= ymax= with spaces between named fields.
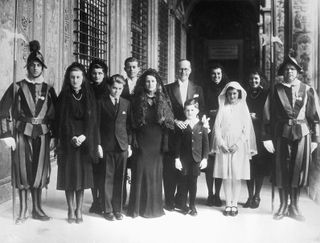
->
xmin=178 ymin=79 xmax=189 ymax=87
xmin=109 ymin=95 xmax=118 ymax=102
xmin=281 ymin=79 xmax=300 ymax=87
xmin=127 ymin=77 xmax=138 ymax=83
xmin=25 ymin=75 xmax=45 ymax=84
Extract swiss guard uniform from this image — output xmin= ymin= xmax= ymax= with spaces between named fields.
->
xmin=0 ymin=40 xmax=57 ymax=224
xmin=262 ymin=55 xmax=320 ymax=221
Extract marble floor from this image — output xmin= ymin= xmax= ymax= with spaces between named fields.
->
xmin=0 ymin=163 xmax=320 ymax=243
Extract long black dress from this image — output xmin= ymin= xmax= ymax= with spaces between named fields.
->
xmin=128 ymin=102 xmax=165 ymax=218
xmin=56 ymin=90 xmax=94 ymax=191
xmin=246 ymin=86 xmax=271 ymax=176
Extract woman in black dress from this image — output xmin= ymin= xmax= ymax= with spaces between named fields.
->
xmin=56 ymin=62 xmax=98 ymax=223
xmin=88 ymin=59 xmax=109 ymax=214
xmin=127 ymin=69 xmax=174 ymax=218
xmin=203 ymin=64 xmax=229 ymax=207
xmin=243 ymin=69 xmax=271 ymax=209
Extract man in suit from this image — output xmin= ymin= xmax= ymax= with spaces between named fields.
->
xmin=164 ymin=59 xmax=205 ymax=211
xmin=97 ymin=74 xmax=132 ymax=221
xmin=120 ymin=57 xmax=140 ymax=206
xmin=121 ymin=57 xmax=140 ymax=100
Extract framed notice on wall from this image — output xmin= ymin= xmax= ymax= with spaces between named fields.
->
xmin=206 ymin=39 xmax=243 ymax=80
xmin=207 ymin=40 xmax=242 ymax=60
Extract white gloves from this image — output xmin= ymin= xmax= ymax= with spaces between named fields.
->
xmin=175 ymin=158 xmax=183 ymax=171
xmin=311 ymin=142 xmax=318 ymax=153
xmin=263 ymin=140 xmax=275 ymax=153
xmin=128 ymin=145 xmax=132 ymax=158
xmin=97 ymin=145 xmax=103 ymax=158
xmin=200 ymin=158 xmax=207 ymax=169
xmin=1 ymin=137 xmax=16 ymax=151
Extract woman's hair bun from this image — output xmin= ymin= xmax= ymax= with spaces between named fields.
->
xmin=29 ymin=40 xmax=40 ymax=53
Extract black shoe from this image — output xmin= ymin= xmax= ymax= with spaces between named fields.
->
xmin=230 ymin=206 xmax=238 ymax=216
xmin=243 ymin=197 xmax=253 ymax=208
xmin=75 ymin=210 xmax=83 ymax=224
xmin=114 ymin=212 xmax=123 ymax=220
xmin=251 ymin=196 xmax=261 ymax=209
xmin=15 ymin=216 xmax=28 ymax=225
xmin=175 ymin=205 xmax=190 ymax=215
xmin=164 ymin=204 xmax=175 ymax=211
xmin=189 ymin=208 xmax=197 ymax=216
xmin=104 ymin=212 xmax=115 ymax=221
xmin=89 ymin=202 xmax=102 ymax=214
xmin=75 ymin=217 xmax=83 ymax=224
xmin=32 ymin=211 xmax=51 ymax=221
xmin=67 ymin=210 xmax=76 ymax=224
xmin=273 ymin=205 xmax=289 ymax=220
xmin=288 ymin=205 xmax=305 ymax=222
xmin=89 ymin=202 xmax=97 ymax=213
xmin=206 ymin=195 xmax=214 ymax=206
xmin=223 ymin=206 xmax=231 ymax=216
xmin=213 ymin=195 xmax=222 ymax=207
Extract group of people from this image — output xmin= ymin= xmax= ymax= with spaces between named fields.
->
xmin=0 ymin=40 xmax=319 ymax=225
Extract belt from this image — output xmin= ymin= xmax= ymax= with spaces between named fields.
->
xmin=18 ymin=117 xmax=48 ymax=125
xmin=282 ymin=119 xmax=306 ymax=126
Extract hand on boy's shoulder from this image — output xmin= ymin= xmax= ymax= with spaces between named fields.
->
xmin=175 ymin=119 xmax=188 ymax=130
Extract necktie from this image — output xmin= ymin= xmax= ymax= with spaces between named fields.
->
xmin=114 ymin=98 xmax=119 ymax=113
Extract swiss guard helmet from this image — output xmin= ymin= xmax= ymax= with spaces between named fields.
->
xmin=26 ymin=40 xmax=47 ymax=69
xmin=277 ymin=54 xmax=303 ymax=76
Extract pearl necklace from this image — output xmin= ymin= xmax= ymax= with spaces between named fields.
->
xmin=72 ymin=93 xmax=83 ymax=101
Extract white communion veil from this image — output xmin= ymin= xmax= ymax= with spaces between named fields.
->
xmin=210 ymin=81 xmax=257 ymax=158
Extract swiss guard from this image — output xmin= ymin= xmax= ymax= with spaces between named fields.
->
xmin=0 ymin=40 xmax=57 ymax=224
xmin=262 ymin=54 xmax=320 ymax=221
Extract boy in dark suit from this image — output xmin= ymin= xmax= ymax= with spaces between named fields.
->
xmin=97 ymin=74 xmax=132 ymax=221
xmin=175 ymin=98 xmax=209 ymax=216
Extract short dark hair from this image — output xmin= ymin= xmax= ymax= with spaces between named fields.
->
xmin=226 ymin=86 xmax=242 ymax=99
xmin=108 ymin=74 xmax=126 ymax=86
xmin=184 ymin=98 xmax=199 ymax=109
xmin=124 ymin=57 xmax=139 ymax=67
xmin=88 ymin=59 xmax=108 ymax=76
xmin=247 ymin=68 xmax=268 ymax=88
xmin=209 ymin=63 xmax=224 ymax=72
xmin=207 ymin=63 xmax=229 ymax=83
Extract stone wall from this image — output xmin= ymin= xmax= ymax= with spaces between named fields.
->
xmin=291 ymin=0 xmax=317 ymax=86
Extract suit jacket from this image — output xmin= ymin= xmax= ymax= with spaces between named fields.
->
xmin=166 ymin=80 xmax=205 ymax=121
xmin=97 ymin=95 xmax=132 ymax=152
xmin=121 ymin=78 xmax=135 ymax=101
xmin=175 ymin=122 xmax=209 ymax=176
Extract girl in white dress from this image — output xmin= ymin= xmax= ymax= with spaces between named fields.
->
xmin=211 ymin=81 xmax=257 ymax=216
